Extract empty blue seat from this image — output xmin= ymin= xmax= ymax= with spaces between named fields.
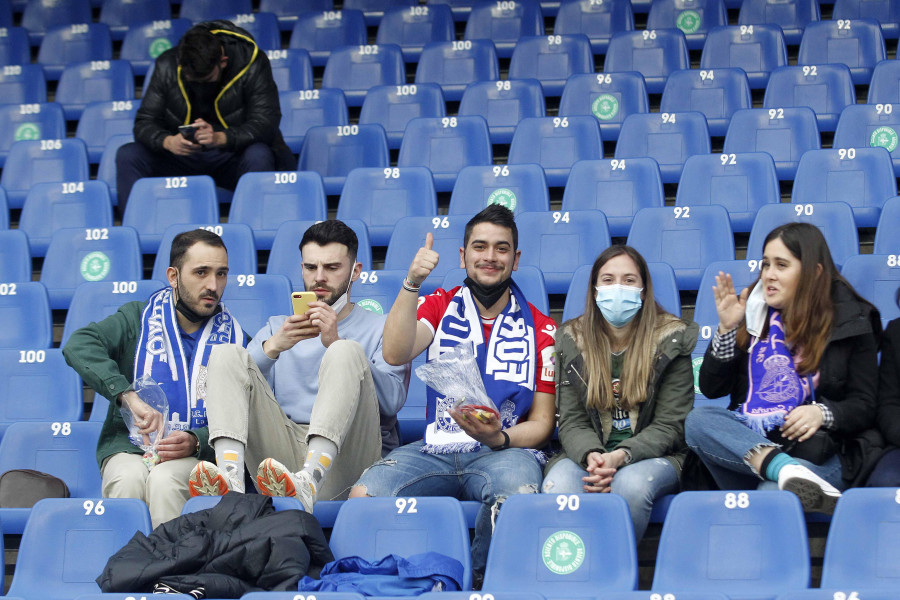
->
xmin=267 ymin=48 xmax=314 ymax=92
xmin=693 ymin=259 xmax=761 ymax=354
xmin=350 ymin=268 xmax=408 ymax=316
xmin=868 ymin=58 xmax=900 ymax=104
xmin=230 ymin=170 xmax=327 ymax=250
xmin=360 ymin=83 xmax=446 ymax=149
xmin=398 ymin=115 xmax=492 ymax=192
xmin=449 ymin=163 xmax=549 ymax=216
xmin=96 ymin=133 xmax=132 ymax=207
xmin=700 ymin=24 xmax=788 ymax=89
xmin=676 ymin=152 xmax=780 ymax=232
xmin=508 ymin=115 xmax=604 ymax=187
xmin=60 ymin=279 xmax=165 ymax=347
xmin=119 ymin=19 xmax=192 ymax=76
xmin=458 ymin=78 xmax=545 ymax=145
xmin=515 ymin=210 xmax=611 ymax=293
xmin=0 ymin=63 xmax=47 ymax=105
xmin=841 ymin=254 xmax=900 ymax=327
xmin=37 ymin=23 xmax=113 ymax=81
xmin=746 ymin=201 xmax=859 ymax=267
xmin=834 ymin=0 xmax=900 ymax=39
xmin=383 ymin=215 xmax=469 ymax=292
xmin=558 ymin=71 xmax=649 ymax=142
xmin=75 ymin=100 xmax=138 ymax=163
xmin=179 ymin=0 xmax=252 ymax=21
xmin=414 ymin=39 xmax=500 ymax=101
xmin=0 ymin=229 xmax=31 ymax=283
xmin=563 ymin=261 xmax=681 ymax=322
xmin=508 ymin=34 xmax=593 ymax=96
xmin=738 ymin=0 xmax=820 ymax=45
xmin=833 ymin=103 xmax=900 ymax=176
xmin=260 ymin=0 xmax=335 ymax=30
xmin=221 ymin=11 xmax=281 ymax=51
xmin=426 ymin=0 xmax=477 ymax=21
xmin=151 ymin=223 xmax=258 ymax=281
xmin=464 ymin=0 xmax=544 ymax=58
xmin=774 ymin=592 xmax=895 ymax=600
xmin=122 ymin=175 xmax=219 ymax=254
xmin=604 ymin=29 xmax=690 ymax=94
xmin=553 ymin=0 xmax=634 ymax=55
xmin=19 ymin=180 xmax=113 ymax=256
xmin=343 ymin=0 xmax=418 ymax=25
xmin=53 ymin=60 xmax=135 ymax=120
xmin=376 ymin=3 xmax=455 ymax=61
xmin=0 ymin=26 xmax=30 ymax=66
xmin=660 ymin=67 xmax=752 ymax=137
xmin=874 ymin=195 xmax=900 ymax=254
xmin=561 ymin=157 xmax=664 ymax=237
xmin=797 ymin=19 xmax=885 ymax=85
xmin=763 ymin=64 xmax=854 ymax=132
xmin=723 ymin=106 xmax=820 ymax=180
xmin=0 ymin=101 xmax=66 ymax=168
xmin=268 ymin=219 xmax=374 ymax=284
xmin=614 ymin=111 xmax=711 ymax=184
xmin=792 ymin=147 xmax=896 ymax=228
xmin=1 ymin=138 xmax=90 ymax=209
xmin=298 ymin=124 xmax=391 ymax=195
xmin=337 ymin=167 xmax=438 ymax=247
xmin=0 ymin=281 xmax=52 ymax=349
xmin=647 ymin=0 xmax=728 ymax=50
xmin=321 ymin=43 xmax=406 ymax=107
xmin=99 ymin=0 xmax=172 ymax=41
xmin=220 ymin=273 xmax=293 ymax=335
xmin=289 ymin=9 xmax=368 ymax=67
xmin=442 ymin=264 xmax=549 ymax=314
xmin=279 ymin=88 xmax=349 ymax=153
xmin=21 ymin=0 xmax=93 ymax=44
xmin=627 ymin=205 xmax=735 ymax=290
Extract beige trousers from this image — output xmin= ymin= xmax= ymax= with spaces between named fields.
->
xmin=101 ymin=453 xmax=197 ymax=529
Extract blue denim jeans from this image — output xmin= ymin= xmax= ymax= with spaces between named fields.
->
xmin=541 ymin=456 xmax=680 ymax=539
xmin=354 ymin=440 xmax=543 ymax=572
xmin=685 ymin=405 xmax=844 ymax=491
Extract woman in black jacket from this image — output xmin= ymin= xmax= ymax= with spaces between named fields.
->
xmin=685 ymin=223 xmax=880 ymax=514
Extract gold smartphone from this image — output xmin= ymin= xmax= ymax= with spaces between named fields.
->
xmin=291 ymin=291 xmax=317 ymax=315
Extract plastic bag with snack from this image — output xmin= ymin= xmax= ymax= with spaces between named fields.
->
xmin=415 ymin=342 xmax=500 ymax=422
xmin=120 ymin=375 xmax=169 ymax=470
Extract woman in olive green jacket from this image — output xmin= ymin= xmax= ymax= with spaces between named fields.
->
xmin=542 ymin=246 xmax=698 ymax=539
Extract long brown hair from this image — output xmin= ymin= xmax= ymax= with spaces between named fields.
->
xmin=567 ymin=246 xmax=678 ymax=412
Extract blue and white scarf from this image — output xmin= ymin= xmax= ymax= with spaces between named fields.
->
xmin=422 ymin=282 xmax=536 ymax=454
xmin=134 ymin=287 xmax=245 ymax=431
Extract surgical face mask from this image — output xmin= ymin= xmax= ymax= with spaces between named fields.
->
xmin=595 ymin=284 xmax=643 ymax=328
xmin=329 ymin=274 xmax=355 ymax=315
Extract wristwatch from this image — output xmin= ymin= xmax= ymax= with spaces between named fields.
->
xmin=490 ymin=430 xmax=510 ymax=451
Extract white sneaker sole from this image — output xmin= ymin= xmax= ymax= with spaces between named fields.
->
xmin=781 ymin=476 xmax=840 ymax=514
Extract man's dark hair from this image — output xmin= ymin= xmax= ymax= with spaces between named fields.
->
xmin=463 ymin=204 xmax=518 ymax=250
xmin=299 ymin=220 xmax=359 ymax=262
xmin=177 ymin=28 xmax=223 ymax=80
xmin=170 ymin=229 xmax=227 ymax=269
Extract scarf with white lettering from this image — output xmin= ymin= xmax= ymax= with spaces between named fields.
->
xmin=134 ymin=287 xmax=245 ymax=431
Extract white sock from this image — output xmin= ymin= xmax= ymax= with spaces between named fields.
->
xmin=302 ymin=435 xmax=337 ymax=496
xmin=213 ymin=438 xmax=245 ymax=491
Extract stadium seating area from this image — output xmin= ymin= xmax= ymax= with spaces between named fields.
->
xmin=2 ymin=0 xmax=900 ymax=596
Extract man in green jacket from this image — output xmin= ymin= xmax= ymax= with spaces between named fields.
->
xmin=64 ymin=229 xmax=248 ymax=528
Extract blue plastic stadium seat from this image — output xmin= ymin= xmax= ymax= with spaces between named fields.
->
xmin=53 ymin=60 xmax=135 ymax=121
xmin=260 ymin=0 xmax=335 ymax=31
xmin=37 ymin=23 xmax=113 ymax=81
xmin=420 ymin=593 xmax=545 ymax=600
xmin=219 ymin=273 xmax=293 ymax=335
xmin=0 ymin=101 xmax=66 ymax=169
xmin=604 ymin=29 xmax=690 ymax=94
xmin=279 ymin=88 xmax=349 ymax=153
xmin=0 ymin=229 xmax=31 ymax=283
xmin=449 ymin=163 xmax=549 ymax=216
xmin=151 ymin=223 xmax=258 ymax=281
xmin=75 ymin=100 xmax=138 ymax=163
xmin=562 ymin=261 xmax=681 ymax=322
xmin=774 ymin=592 xmax=895 ymax=600
xmin=463 ymin=0 xmax=544 ymax=58
xmin=61 ymin=279 xmax=164 ymax=346
xmin=604 ymin=594 xmax=730 ymax=600
xmin=615 ymin=111 xmax=711 ymax=184
xmin=442 ymin=264 xmax=549 ymax=314
xmin=723 ymin=107 xmax=820 ymax=180
xmin=349 ymin=268 xmax=408 ymax=316
xmin=360 ymin=83 xmax=446 ymax=149
xmin=321 ymin=43 xmax=406 ymax=107
xmin=19 ymin=180 xmax=113 ymax=257
xmin=763 ymin=64 xmax=854 ymax=132
xmin=397 ymin=115 xmax=492 ymax=192
xmin=178 ymin=0 xmax=252 ymax=21
xmin=841 ymin=254 xmax=900 ymax=327
xmin=343 ymin=0 xmax=418 ymax=25
xmin=376 ymin=3 xmax=455 ymax=61
xmin=122 ymin=175 xmax=219 ymax=254
xmin=266 ymin=48 xmax=314 ymax=92
xmin=660 ymin=67 xmax=751 ymax=137
xmin=337 ymin=167 xmax=438 ymax=247
xmin=833 ymin=103 xmax=900 ymax=176
xmin=21 ymin=0 xmax=93 ymax=44
xmin=834 ymin=0 xmax=900 ymax=39
xmin=1 ymin=138 xmax=90 ymax=209
xmin=746 ymin=201 xmax=859 ymax=268
xmin=553 ymin=0 xmax=634 ymax=55
xmin=514 ymin=210 xmax=611 ymax=293
xmin=0 ymin=186 xmax=6 ymax=229
xmin=0 ymin=281 xmax=51 ymax=349
xmin=558 ymin=71 xmax=649 ymax=143
xmin=738 ymin=0 xmax=820 ymax=46
xmin=218 ymin=11 xmax=280 ymax=51
xmin=868 ymin=58 xmax=900 ymax=104
xmin=0 ymin=26 xmax=30 ymax=66
xmin=797 ymin=19 xmax=885 ymax=85
xmin=693 ymin=259 xmax=760 ymax=355
xmin=230 ymin=170 xmax=327 ymax=250
xmin=397 ymin=351 xmax=426 ymax=443
xmin=289 ymin=9 xmax=368 ymax=67
xmin=508 ymin=115 xmax=604 ymax=187
xmin=119 ymin=19 xmax=192 ymax=77
xmin=383 ymin=215 xmax=469 ymax=293
xmin=700 ymin=24 xmax=788 ymax=89
xmin=676 ymin=152 xmax=780 ymax=233
xmin=561 ymin=157 xmax=664 ymax=238
xmin=508 ymin=34 xmax=593 ymax=96
xmin=268 ymin=219 xmax=373 ymax=285
xmin=0 ymin=63 xmax=47 ymax=105
xmin=792 ymin=147 xmax=896 ymax=228
xmin=97 ymin=133 xmax=132 ymax=207
xmin=627 ymin=205 xmax=735 ymax=290
xmin=458 ymin=78 xmax=544 ymax=145
xmin=647 ymin=0 xmax=728 ymax=50
xmin=99 ymin=0 xmax=172 ymax=41
xmin=298 ymin=124 xmax=391 ymax=195
xmin=414 ymin=39 xmax=500 ymax=102
xmin=874 ymin=195 xmax=900 ymax=254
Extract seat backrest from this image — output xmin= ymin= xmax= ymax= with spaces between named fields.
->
xmin=614 ymin=111 xmax=711 ymax=184
xmin=723 ymin=106 xmax=821 ymax=180
xmin=1 ymin=138 xmax=90 ymax=209
xmin=797 ymin=18 xmax=884 ymax=84
xmin=384 ymin=215 xmax=469 ymax=291
xmin=414 ymin=39 xmax=500 ymax=101
xmin=220 ymin=273 xmax=293 ymax=336
xmin=483 ymin=493 xmax=638 ymax=594
xmin=298 ymin=124 xmax=391 ymax=194
xmin=359 ymin=82 xmax=447 ymax=148
xmin=376 ymin=3 xmax=455 ymax=59
xmin=558 ymin=71 xmax=649 ymax=142
xmin=151 ymin=223 xmax=258 ymax=281
xmin=654 ymin=491 xmax=810 ymax=596
xmin=647 ymin=0 xmax=728 ymax=49
xmin=75 ymin=100 xmax=139 ymax=163
xmin=0 ymin=26 xmax=31 ymax=66
xmin=349 ymin=269 xmax=409 ymax=316
xmin=397 ymin=115 xmax=492 ymax=192
xmin=841 ymin=254 xmax=900 ymax=327
xmin=627 ymin=205 xmax=735 ymax=290
xmin=834 ymin=103 xmax=900 ymax=172
xmin=833 ymin=0 xmax=900 ymax=33
xmin=321 ymin=43 xmax=406 ymax=106
xmin=562 ymin=261 xmax=681 ymax=322
xmin=279 ymin=87 xmax=349 ymax=153
xmin=700 ymin=24 xmax=787 ymax=89
xmin=99 ymin=0 xmax=173 ymax=40
xmin=693 ymin=259 xmax=761 ymax=354
xmin=763 ymin=63 xmax=855 ymax=132
xmin=55 ymin=59 xmax=134 ymax=120
xmin=0 ymin=63 xmax=47 ymax=105
xmin=0 ymin=281 xmax=52 ymax=349
xmin=463 ymin=0 xmax=544 ymax=57
xmin=0 ymin=102 xmax=66 ymax=165
xmin=603 ymin=29 xmax=690 ymax=93
xmin=97 ymin=133 xmax=133 ymax=207
xmin=449 ymin=163 xmax=549 ymax=216
xmin=738 ymin=0 xmax=820 ymax=44
xmin=267 ymin=48 xmax=314 ymax=92
xmin=343 ymin=0 xmax=418 ymax=23
xmin=508 ymin=115 xmax=604 ymax=187
xmin=119 ymin=18 xmax=192 ymax=75
xmin=554 ymin=0 xmax=634 ymax=55
xmin=874 ymin=195 xmax=900 ymax=254
xmin=268 ymin=219 xmax=373 ymax=284
xmin=61 ymin=279 xmax=165 ymax=347
xmin=660 ymin=67 xmax=752 ymax=137
xmin=441 ymin=264 xmax=549 ymax=314
xmin=867 ymin=58 xmax=900 ymax=104
xmin=37 ymin=23 xmax=113 ymax=79
xmin=22 ymin=0 xmax=93 ymax=37
xmin=20 ymin=180 xmax=114 ymax=256
xmin=458 ymin=78 xmax=545 ymax=144
xmin=0 ymin=229 xmax=32 ymax=283
xmin=508 ymin=34 xmax=594 ymax=95
xmin=224 ymin=10 xmax=280 ymax=50
xmin=178 ymin=0 xmax=253 ymax=21
xmin=289 ymin=9 xmax=368 ymax=66
xmin=676 ymin=151 xmax=780 ymax=233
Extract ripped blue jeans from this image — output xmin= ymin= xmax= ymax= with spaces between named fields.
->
xmin=353 ymin=440 xmax=543 ymax=572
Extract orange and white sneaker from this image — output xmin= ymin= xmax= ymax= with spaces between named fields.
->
xmin=256 ymin=457 xmax=316 ymax=513
xmin=188 ymin=461 xmax=244 ymax=496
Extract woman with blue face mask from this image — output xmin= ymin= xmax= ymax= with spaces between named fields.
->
xmin=541 ymin=246 xmax=698 ymax=540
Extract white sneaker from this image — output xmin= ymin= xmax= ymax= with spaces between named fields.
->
xmin=256 ymin=457 xmax=316 ymax=513
xmin=188 ymin=461 xmax=245 ymax=496
xmin=777 ymin=463 xmax=841 ymax=514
